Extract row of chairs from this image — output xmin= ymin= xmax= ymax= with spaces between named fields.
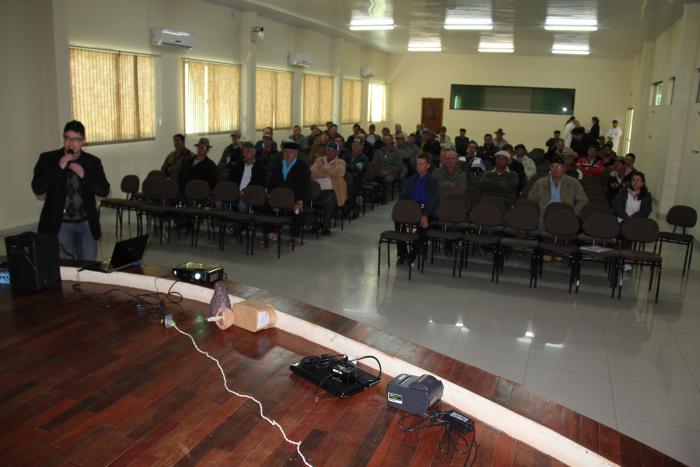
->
xmin=380 ymin=196 xmax=696 ymax=303
xmin=100 ymin=174 xmax=348 ymax=259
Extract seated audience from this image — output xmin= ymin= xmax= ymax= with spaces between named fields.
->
xmin=562 ymin=149 xmax=583 ymax=179
xmin=546 ymin=130 xmax=561 ymax=149
xmin=570 ymin=127 xmax=593 ymax=157
xmin=478 ymin=133 xmax=497 ymax=159
xmin=545 ymin=138 xmax=566 ymax=162
xmin=267 ymin=141 xmax=311 ymax=243
xmin=373 ymin=134 xmax=401 ymax=203
xmin=228 ymin=142 xmax=267 ymax=212
xmin=217 ymin=131 xmax=242 ymax=181
xmin=394 ymin=123 xmax=403 ymax=138
xmin=606 ymin=157 xmax=628 ymax=202
xmin=374 ymin=127 xmax=391 ymax=150
xmin=434 ymin=150 xmax=467 ymax=198
xmin=343 ymin=137 xmax=369 ymax=218
xmin=513 ymin=144 xmax=536 ymax=180
xmin=256 ymin=134 xmax=280 ymax=170
xmin=398 ymin=153 xmax=439 ymax=264
xmin=311 ymin=142 xmax=347 ymax=235
xmin=161 ymin=133 xmax=193 ymax=180
xmin=493 ymin=128 xmax=509 ymax=149
xmin=464 ymin=141 xmax=487 ymax=176
xmin=411 ymin=123 xmax=423 ymax=146
xmin=528 ymin=157 xmax=588 ymax=215
xmin=420 ymin=130 xmax=441 ymax=159
xmin=437 ymin=126 xmax=452 ymax=149
xmin=308 ymin=132 xmax=329 ymax=165
xmin=256 ymin=127 xmax=278 ymax=153
xmin=304 ymin=126 xmax=321 ymax=152
xmin=454 ymin=128 xmax=469 ymax=156
xmin=577 ymin=144 xmax=605 ymax=177
xmin=178 ymin=137 xmax=218 ymax=192
xmin=613 ymin=172 xmax=651 ymax=221
xmin=588 ymin=116 xmax=601 ymax=141
xmin=289 ymin=125 xmax=305 ymax=143
xmin=366 ymin=123 xmax=379 ymax=146
xmin=502 ymin=143 xmax=526 ymax=193
xmin=624 ymin=153 xmax=638 ymax=183
xmin=480 ymin=150 xmax=519 ymax=203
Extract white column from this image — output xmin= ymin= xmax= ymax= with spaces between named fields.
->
xmin=331 ymin=38 xmax=344 ymax=124
xmin=292 ymin=70 xmax=303 ymax=128
xmin=239 ymin=11 xmax=257 ymax=140
xmin=659 ymin=3 xmax=700 ymax=211
xmin=629 ymin=41 xmax=654 ymax=159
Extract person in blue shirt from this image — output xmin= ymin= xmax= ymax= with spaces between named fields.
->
xmin=397 ymin=152 xmax=439 ymax=264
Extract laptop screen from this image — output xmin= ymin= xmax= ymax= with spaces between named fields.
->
xmin=110 ymin=235 xmax=149 ymax=270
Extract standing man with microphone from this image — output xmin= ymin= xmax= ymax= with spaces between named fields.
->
xmin=31 ymin=120 xmax=110 ymax=260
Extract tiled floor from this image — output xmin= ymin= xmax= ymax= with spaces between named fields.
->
xmin=92 ymin=205 xmax=700 ymax=465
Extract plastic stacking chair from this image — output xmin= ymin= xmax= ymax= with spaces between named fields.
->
xmin=618 ymin=217 xmax=663 ymax=303
xmin=378 ymin=200 xmax=422 ymax=280
xmin=655 ymin=205 xmax=696 ymax=276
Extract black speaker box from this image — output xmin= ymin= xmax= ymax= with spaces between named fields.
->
xmin=4 ymin=232 xmax=60 ymax=291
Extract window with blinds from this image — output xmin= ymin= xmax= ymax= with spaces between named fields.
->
xmin=69 ymin=47 xmax=155 ymax=144
xmin=303 ymin=74 xmax=333 ymax=126
xmin=342 ymin=79 xmax=362 ymax=124
xmin=183 ymin=59 xmax=240 ymax=135
xmin=368 ymin=82 xmax=386 ymax=123
xmin=256 ymin=69 xmax=293 ymax=130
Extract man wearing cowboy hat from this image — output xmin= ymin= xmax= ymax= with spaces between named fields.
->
xmin=178 ymin=137 xmax=218 ymax=193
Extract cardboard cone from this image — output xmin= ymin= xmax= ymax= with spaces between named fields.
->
xmin=209 ymin=281 xmax=231 ymax=318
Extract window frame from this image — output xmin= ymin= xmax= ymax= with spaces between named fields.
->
xmin=449 ymin=84 xmax=575 ymax=115
xmin=182 ymin=58 xmax=241 ymax=136
xmin=68 ymin=46 xmax=156 ymax=145
xmin=256 ymin=67 xmax=293 ymax=131
xmin=367 ymin=81 xmax=387 ymax=123
xmin=302 ymin=72 xmax=334 ymax=127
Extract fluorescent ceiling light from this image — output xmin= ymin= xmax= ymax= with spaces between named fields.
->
xmin=478 ymin=41 xmax=514 ymax=53
xmin=349 ymin=18 xmax=396 ymax=30
xmin=408 ymin=40 xmax=441 ymax=52
xmin=444 ymin=17 xmax=493 ymax=30
xmin=545 ymin=17 xmax=597 ymax=31
xmin=552 ymin=43 xmax=590 ymax=55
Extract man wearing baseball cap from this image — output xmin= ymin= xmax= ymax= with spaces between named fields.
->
xmin=178 ymin=137 xmax=218 ymax=192
xmin=311 ymin=141 xmax=347 ymax=235
xmin=528 ymin=157 xmax=588 ymax=215
xmin=343 ymin=137 xmax=369 ymax=218
xmin=479 ymin=150 xmax=519 ymax=203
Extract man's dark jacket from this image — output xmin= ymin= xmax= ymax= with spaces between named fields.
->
xmin=31 ymin=148 xmax=110 ymax=239
xmin=267 ymin=158 xmax=311 ymax=205
xmin=228 ymin=159 xmax=268 ymax=189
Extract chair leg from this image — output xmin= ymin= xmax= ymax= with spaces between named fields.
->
xmin=648 ymin=263 xmax=655 ymax=291
xmin=452 ymin=241 xmax=459 ymax=278
xmin=682 ymin=243 xmax=691 ymax=276
xmin=377 ymin=241 xmax=382 ymax=277
xmin=656 ymin=263 xmax=662 ymax=303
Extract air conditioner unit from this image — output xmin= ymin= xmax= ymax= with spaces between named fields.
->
xmin=288 ymin=52 xmax=312 ymax=67
xmin=151 ymin=27 xmax=193 ymax=49
xmin=360 ymin=67 xmax=375 ymax=78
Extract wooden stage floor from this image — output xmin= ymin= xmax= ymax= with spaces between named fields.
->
xmin=0 ymin=279 xmax=558 ymax=466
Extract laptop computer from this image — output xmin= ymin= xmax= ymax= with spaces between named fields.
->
xmin=80 ymin=234 xmax=149 ymax=273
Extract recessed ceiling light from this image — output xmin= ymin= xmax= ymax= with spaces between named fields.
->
xmin=545 ymin=17 xmax=598 ymax=31
xmin=444 ymin=17 xmax=493 ymax=30
xmin=478 ymin=42 xmax=514 ymax=53
xmin=408 ymin=40 xmax=442 ymax=52
xmin=349 ymin=18 xmax=396 ymax=30
xmin=552 ymin=43 xmax=590 ymax=55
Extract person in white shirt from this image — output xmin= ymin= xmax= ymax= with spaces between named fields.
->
xmin=606 ymin=120 xmax=623 ymax=154
xmin=437 ymin=126 xmax=453 ymax=149
xmin=513 ymin=144 xmax=536 ymax=180
xmin=563 ymin=116 xmax=576 ymax=147
xmin=310 ymin=142 xmax=347 ymax=235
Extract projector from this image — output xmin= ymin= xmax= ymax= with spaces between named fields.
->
xmin=172 ymin=262 xmax=224 ymax=284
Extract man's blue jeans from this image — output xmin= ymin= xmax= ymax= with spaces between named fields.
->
xmin=58 ymin=220 xmax=97 ymax=260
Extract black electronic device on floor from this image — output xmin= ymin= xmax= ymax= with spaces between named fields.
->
xmin=172 ymin=262 xmax=225 ymax=284
xmin=4 ymin=232 xmax=60 ymax=291
xmin=290 ymin=354 xmax=381 ymax=398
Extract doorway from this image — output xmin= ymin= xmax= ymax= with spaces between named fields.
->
xmin=421 ymin=98 xmax=444 ymax=132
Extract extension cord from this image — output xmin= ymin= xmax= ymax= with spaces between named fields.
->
xmin=442 ymin=409 xmax=474 ymax=436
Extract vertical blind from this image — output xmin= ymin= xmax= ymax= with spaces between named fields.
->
xmin=303 ymin=74 xmax=333 ymax=126
xmin=183 ymin=59 xmax=240 ymax=134
xmin=368 ymin=82 xmax=386 ymax=123
xmin=256 ymin=69 xmax=293 ymax=130
xmin=342 ymin=79 xmax=362 ymax=124
xmin=69 ymin=47 xmax=155 ymax=144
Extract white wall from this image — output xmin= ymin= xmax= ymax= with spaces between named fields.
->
xmin=387 ymin=53 xmax=631 ymax=151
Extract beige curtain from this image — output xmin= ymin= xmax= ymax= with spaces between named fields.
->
xmin=303 ymin=73 xmax=334 ymax=126
xmin=368 ymin=82 xmax=386 ymax=123
xmin=342 ymin=79 xmax=361 ymax=124
xmin=256 ymin=69 xmax=275 ymax=129
xmin=184 ymin=59 xmax=240 ymax=134
xmin=275 ymin=71 xmax=292 ymax=129
xmin=69 ymin=48 xmax=155 ymax=144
